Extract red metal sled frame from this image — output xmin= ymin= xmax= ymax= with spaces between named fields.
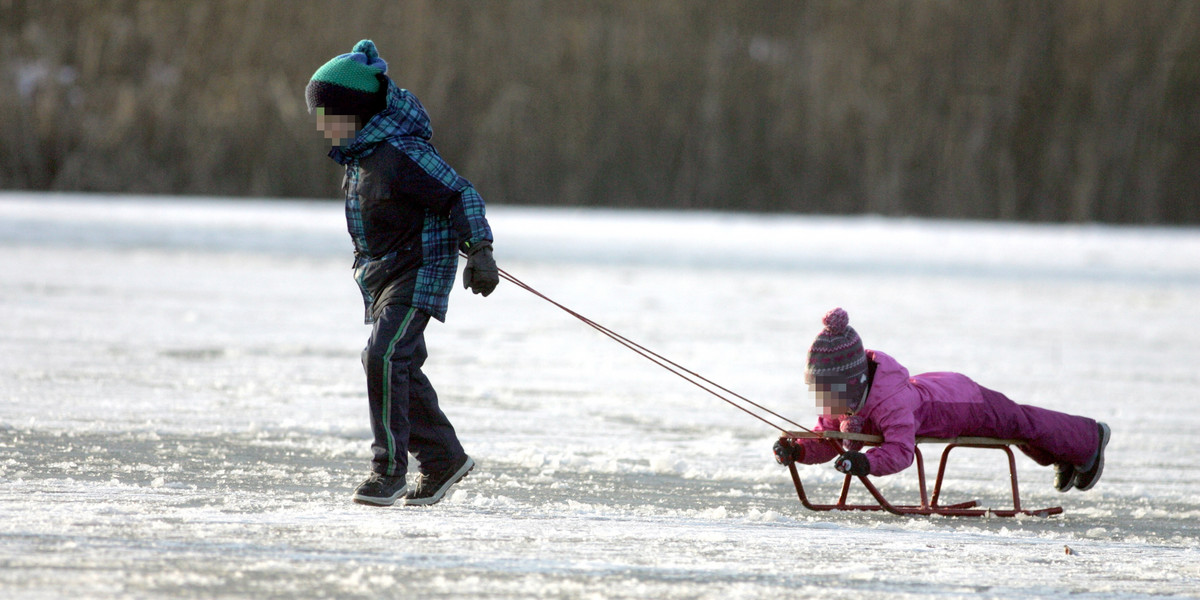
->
xmin=783 ymin=431 xmax=1063 ymax=517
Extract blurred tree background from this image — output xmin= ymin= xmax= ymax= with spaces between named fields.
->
xmin=1 ymin=0 xmax=1197 ymax=223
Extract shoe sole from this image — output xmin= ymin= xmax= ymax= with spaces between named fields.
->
xmin=1075 ymin=422 xmax=1110 ymax=491
xmin=352 ymin=484 xmax=408 ymax=507
xmin=403 ymin=456 xmax=475 ymax=506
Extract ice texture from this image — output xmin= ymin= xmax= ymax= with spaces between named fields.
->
xmin=1 ymin=194 xmax=1198 ymax=599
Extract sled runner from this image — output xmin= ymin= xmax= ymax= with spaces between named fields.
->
xmin=783 ymin=431 xmax=1064 ymax=517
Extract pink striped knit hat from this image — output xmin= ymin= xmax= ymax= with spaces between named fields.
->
xmin=805 ymin=308 xmax=867 ymax=383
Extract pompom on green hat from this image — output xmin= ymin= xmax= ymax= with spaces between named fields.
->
xmin=306 ymin=39 xmax=389 ymax=121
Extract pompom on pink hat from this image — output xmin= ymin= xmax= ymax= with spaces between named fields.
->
xmin=805 ymin=307 xmax=867 ymax=384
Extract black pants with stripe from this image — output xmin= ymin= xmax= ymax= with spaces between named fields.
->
xmin=362 ymin=304 xmax=465 ymax=477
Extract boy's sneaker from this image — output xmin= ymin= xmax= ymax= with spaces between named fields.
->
xmin=403 ymin=455 xmax=475 ymax=506
xmin=1053 ymin=463 xmax=1076 ymax=492
xmin=1074 ymin=422 xmax=1111 ymax=491
xmin=352 ymin=473 xmax=408 ymax=507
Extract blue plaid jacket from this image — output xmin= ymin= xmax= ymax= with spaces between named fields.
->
xmin=329 ymin=80 xmax=492 ymax=323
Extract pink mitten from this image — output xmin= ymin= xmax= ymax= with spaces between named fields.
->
xmin=840 ymin=415 xmax=864 ymax=452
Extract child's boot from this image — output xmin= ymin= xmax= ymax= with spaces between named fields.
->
xmin=1073 ymin=422 xmax=1111 ymax=491
xmin=1053 ymin=463 xmax=1076 ymax=492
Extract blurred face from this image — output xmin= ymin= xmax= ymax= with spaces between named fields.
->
xmin=807 ymin=374 xmax=866 ymax=416
xmin=315 ymin=109 xmax=359 ymax=146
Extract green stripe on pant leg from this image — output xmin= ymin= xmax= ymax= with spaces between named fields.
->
xmin=380 ymin=307 xmax=417 ymax=476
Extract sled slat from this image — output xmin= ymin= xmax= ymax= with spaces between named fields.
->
xmin=785 ymin=431 xmax=1027 ymax=447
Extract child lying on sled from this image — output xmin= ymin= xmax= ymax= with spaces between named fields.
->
xmin=773 ymin=308 xmax=1110 ymax=492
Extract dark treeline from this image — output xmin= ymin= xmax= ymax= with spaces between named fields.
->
xmin=2 ymin=1 xmax=1198 ymax=223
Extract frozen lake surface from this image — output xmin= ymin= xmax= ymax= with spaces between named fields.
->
xmin=2 ymin=193 xmax=1199 ymax=599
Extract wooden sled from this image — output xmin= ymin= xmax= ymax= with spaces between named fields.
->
xmin=783 ymin=431 xmax=1063 ymax=517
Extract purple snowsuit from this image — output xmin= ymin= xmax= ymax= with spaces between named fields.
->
xmin=797 ymin=350 xmax=1099 ymax=476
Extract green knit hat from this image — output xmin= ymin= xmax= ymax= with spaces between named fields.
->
xmin=305 ymin=39 xmax=388 ymax=121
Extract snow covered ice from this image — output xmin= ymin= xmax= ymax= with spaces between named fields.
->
xmin=2 ymin=193 xmax=1199 ymax=599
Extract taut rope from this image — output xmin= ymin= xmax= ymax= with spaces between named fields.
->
xmin=488 ymin=262 xmax=817 ymax=436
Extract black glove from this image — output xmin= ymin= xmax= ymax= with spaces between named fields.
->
xmin=834 ymin=451 xmax=870 ymax=476
xmin=462 ymin=242 xmax=498 ymax=297
xmin=773 ymin=438 xmax=805 ymax=465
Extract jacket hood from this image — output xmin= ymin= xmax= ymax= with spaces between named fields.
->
xmin=329 ymin=78 xmax=433 ymax=164
xmin=860 ymin=350 xmax=910 ymax=411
